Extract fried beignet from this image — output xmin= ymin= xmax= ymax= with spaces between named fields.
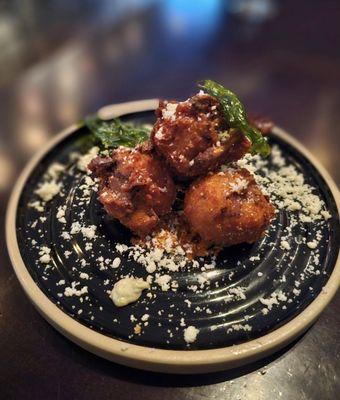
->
xmin=151 ymin=93 xmax=250 ymax=180
xmin=184 ymin=168 xmax=274 ymax=246
xmin=88 ymin=144 xmax=176 ymax=235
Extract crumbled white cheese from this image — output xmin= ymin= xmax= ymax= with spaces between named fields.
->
xmin=259 ymin=290 xmax=287 ymax=312
xmin=70 ymin=222 xmax=81 ymax=234
xmin=84 ymin=175 xmax=95 ymax=186
xmin=307 ymin=240 xmax=318 ymax=249
xmin=85 ymin=242 xmax=93 ymax=251
xmin=39 ymin=254 xmax=51 ymax=264
xmin=81 ymin=225 xmax=97 ymax=239
xmin=46 ymin=162 xmax=65 ymax=180
xmin=64 ymin=282 xmax=88 ymax=297
xmin=141 ymin=314 xmax=149 ymax=322
xmin=230 ymin=177 xmax=248 ymax=193
xmin=64 ymin=250 xmax=72 ymax=259
xmin=111 ymin=257 xmax=121 ymax=269
xmin=39 ymin=246 xmax=51 ymax=264
xmin=321 ymin=210 xmax=331 ymax=220
xmin=154 ymin=127 xmax=164 ymax=140
xmin=110 ymin=277 xmax=149 ymax=307
xmin=229 ymin=286 xmax=246 ymax=300
xmin=35 ymin=181 xmax=60 ymax=202
xmin=61 ymin=231 xmax=71 ymax=240
xmin=236 ymin=145 xmax=330 ymax=223
xmin=184 ymin=299 xmax=192 ymax=308
xmin=70 ymin=222 xmax=97 ymax=239
xmin=28 ymin=201 xmax=44 ymax=212
xmin=227 ymin=324 xmax=252 ymax=333
xmin=77 ymin=146 xmax=99 ymax=172
xmin=123 ymin=239 xmax=187 ymax=274
xmin=56 ymin=205 xmax=66 ymax=223
xmin=116 ymin=244 xmax=128 ymax=253
xmin=286 ymin=201 xmax=301 ymax=211
xmin=162 ymin=103 xmax=178 ymax=121
xmin=155 ymin=274 xmax=172 ymax=291
xmin=280 ymin=239 xmax=291 ymax=251
xmin=184 ymin=326 xmax=199 ymax=344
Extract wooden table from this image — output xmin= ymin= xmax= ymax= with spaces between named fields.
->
xmin=0 ymin=1 xmax=339 ymax=398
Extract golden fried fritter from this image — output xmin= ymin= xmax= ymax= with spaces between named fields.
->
xmin=151 ymin=93 xmax=250 ymax=180
xmin=184 ymin=168 xmax=275 ymax=247
xmin=88 ymin=144 xmax=176 ymax=235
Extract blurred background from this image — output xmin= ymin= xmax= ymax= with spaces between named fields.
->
xmin=0 ymin=0 xmax=339 ymax=203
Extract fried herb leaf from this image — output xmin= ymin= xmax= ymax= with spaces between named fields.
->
xmin=199 ymin=79 xmax=270 ymax=156
xmin=85 ymin=117 xmax=150 ymax=149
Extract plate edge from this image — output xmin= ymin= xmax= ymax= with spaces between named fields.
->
xmin=5 ymin=101 xmax=340 ymax=374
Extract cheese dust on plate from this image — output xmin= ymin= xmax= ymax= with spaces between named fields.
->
xmin=23 ymin=134 xmax=333 ymax=347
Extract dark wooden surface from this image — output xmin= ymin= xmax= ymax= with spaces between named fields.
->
xmin=0 ymin=1 xmax=339 ymax=399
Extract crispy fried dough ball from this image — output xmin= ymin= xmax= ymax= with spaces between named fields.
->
xmin=151 ymin=93 xmax=251 ymax=180
xmin=184 ymin=168 xmax=275 ymax=247
xmin=88 ymin=144 xmax=176 ymax=236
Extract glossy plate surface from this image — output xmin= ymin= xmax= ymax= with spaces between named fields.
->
xmin=6 ymin=101 xmax=340 ymax=373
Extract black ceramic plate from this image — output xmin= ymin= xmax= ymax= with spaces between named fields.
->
xmin=6 ymin=102 xmax=340 ymax=373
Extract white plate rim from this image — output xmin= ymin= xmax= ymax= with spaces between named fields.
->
xmin=6 ymin=99 xmax=340 ymax=374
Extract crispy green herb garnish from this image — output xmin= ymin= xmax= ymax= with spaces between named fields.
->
xmin=199 ymin=79 xmax=270 ymax=156
xmin=85 ymin=117 xmax=150 ymax=149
